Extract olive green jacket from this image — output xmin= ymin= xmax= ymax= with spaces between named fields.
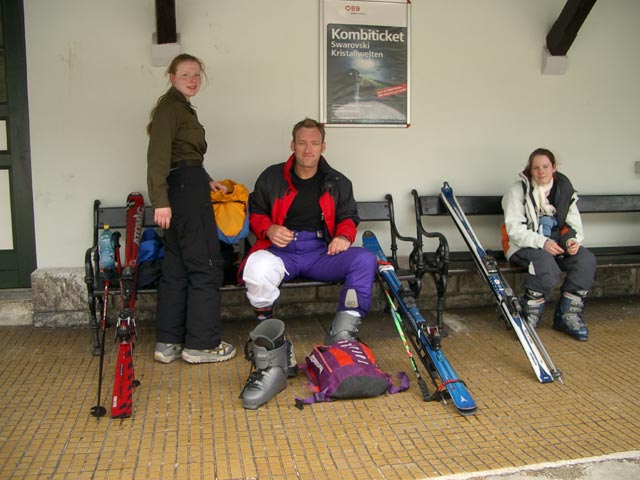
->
xmin=146 ymin=87 xmax=207 ymax=208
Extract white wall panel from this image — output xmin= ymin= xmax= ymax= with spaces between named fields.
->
xmin=23 ymin=0 xmax=640 ymax=266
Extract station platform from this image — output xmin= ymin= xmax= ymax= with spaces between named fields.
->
xmin=1 ymin=296 xmax=639 ymax=479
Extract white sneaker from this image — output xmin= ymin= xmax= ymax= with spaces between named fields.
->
xmin=154 ymin=343 xmax=184 ymax=363
xmin=181 ymin=341 xmax=237 ymax=364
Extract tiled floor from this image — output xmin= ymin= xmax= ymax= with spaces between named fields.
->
xmin=1 ymin=296 xmax=639 ymax=479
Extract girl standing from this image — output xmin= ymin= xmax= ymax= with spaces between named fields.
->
xmin=147 ymin=54 xmax=236 ymax=363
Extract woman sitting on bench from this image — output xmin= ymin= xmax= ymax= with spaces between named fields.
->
xmin=501 ymin=147 xmax=596 ymax=341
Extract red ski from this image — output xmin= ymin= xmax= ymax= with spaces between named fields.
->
xmin=111 ymin=192 xmax=145 ymax=418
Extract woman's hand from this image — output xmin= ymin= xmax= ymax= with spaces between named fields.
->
xmin=210 ymin=181 xmax=228 ymax=193
xmin=566 ymin=239 xmax=580 ymax=256
xmin=154 ymin=207 xmax=172 ymax=230
xmin=543 ymin=239 xmax=565 ymax=256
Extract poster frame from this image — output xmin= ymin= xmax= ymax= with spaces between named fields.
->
xmin=320 ymin=0 xmax=411 ymax=128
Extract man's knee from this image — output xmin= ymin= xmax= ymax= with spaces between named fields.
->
xmin=243 ymin=250 xmax=286 ymax=308
xmin=348 ymin=248 xmax=377 ymax=278
xmin=243 ymin=250 xmax=286 ymax=286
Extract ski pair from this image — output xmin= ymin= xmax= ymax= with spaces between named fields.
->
xmin=363 ymin=231 xmax=477 ymax=416
xmin=440 ymin=182 xmax=562 ymax=384
xmin=90 ymin=193 xmax=145 ymax=419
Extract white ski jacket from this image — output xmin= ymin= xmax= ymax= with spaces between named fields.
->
xmin=501 ymin=172 xmax=584 ymax=261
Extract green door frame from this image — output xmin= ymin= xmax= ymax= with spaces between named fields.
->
xmin=0 ymin=0 xmax=37 ymax=288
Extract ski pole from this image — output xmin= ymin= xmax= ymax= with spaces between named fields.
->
xmin=90 ymin=272 xmax=110 ymax=418
xmin=382 ymin=286 xmax=431 ymax=401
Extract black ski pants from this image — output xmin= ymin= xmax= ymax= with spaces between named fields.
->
xmin=156 ymin=165 xmax=224 ymax=350
xmin=510 ymin=246 xmax=596 ymax=299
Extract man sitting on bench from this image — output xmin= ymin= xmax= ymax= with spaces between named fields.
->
xmin=238 ymin=118 xmax=377 ymax=410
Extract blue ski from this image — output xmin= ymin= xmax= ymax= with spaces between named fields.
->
xmin=363 ymin=231 xmax=477 ymax=416
xmin=440 ymin=182 xmax=561 ymax=384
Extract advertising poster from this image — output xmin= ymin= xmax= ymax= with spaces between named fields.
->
xmin=321 ymin=0 xmax=410 ymax=127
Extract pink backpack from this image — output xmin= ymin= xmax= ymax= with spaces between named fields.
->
xmin=295 ymin=340 xmax=409 ymax=409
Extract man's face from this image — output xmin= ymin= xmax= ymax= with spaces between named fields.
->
xmin=291 ymin=127 xmax=326 ymax=177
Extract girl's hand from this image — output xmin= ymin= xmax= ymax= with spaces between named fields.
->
xmin=210 ymin=181 xmax=228 ymax=193
xmin=154 ymin=207 xmax=172 ymax=229
xmin=543 ymin=239 xmax=565 ymax=256
xmin=566 ymin=239 xmax=580 ymax=256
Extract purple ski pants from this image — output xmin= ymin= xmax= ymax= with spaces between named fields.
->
xmin=243 ymin=230 xmax=377 ymax=317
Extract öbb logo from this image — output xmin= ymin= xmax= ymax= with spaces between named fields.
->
xmin=345 ymin=5 xmax=360 ymax=13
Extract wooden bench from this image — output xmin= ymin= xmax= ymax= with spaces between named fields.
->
xmin=410 ymin=190 xmax=640 ymax=306
xmin=84 ymin=196 xmax=419 ymax=355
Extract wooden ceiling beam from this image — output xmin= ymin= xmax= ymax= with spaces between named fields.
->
xmin=155 ymin=0 xmax=177 ymax=45
xmin=546 ymin=0 xmax=597 ymax=56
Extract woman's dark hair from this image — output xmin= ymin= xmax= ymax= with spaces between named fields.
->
xmin=146 ymin=54 xmax=205 ymax=135
xmin=524 ymin=147 xmax=557 ymax=177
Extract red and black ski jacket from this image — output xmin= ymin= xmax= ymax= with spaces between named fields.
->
xmin=246 ymin=153 xmax=359 ymax=258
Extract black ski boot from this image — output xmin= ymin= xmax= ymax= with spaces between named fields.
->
xmin=553 ymin=291 xmax=589 ymax=341
xmin=325 ymin=311 xmax=362 ymax=344
xmin=519 ymin=289 xmax=545 ymax=329
xmin=240 ymin=318 xmax=289 ymax=410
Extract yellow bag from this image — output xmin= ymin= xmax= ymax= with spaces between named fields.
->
xmin=210 ymin=179 xmax=250 ymax=244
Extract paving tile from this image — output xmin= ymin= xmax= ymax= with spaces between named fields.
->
xmin=0 ymin=297 xmax=639 ymax=479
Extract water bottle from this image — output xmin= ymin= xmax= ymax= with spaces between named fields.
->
xmin=99 ymin=225 xmax=115 ymax=270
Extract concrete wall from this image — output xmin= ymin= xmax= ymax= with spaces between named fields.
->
xmin=23 ymin=0 xmax=640 ymax=271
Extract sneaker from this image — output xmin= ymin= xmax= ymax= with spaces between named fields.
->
xmin=154 ymin=343 xmax=184 ymax=363
xmin=181 ymin=341 xmax=237 ymax=364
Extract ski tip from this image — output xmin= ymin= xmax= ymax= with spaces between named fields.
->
xmin=457 ymin=406 xmax=478 ymax=416
xmin=537 ymin=367 xmax=555 ymax=383
xmin=442 ymin=181 xmax=451 ymax=189
xmin=362 ymin=230 xmax=374 ymax=238
xmin=126 ymin=192 xmax=145 ymax=205
xmin=90 ymin=405 xmax=107 ymax=418
xmin=539 ymin=375 xmax=555 ymax=384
